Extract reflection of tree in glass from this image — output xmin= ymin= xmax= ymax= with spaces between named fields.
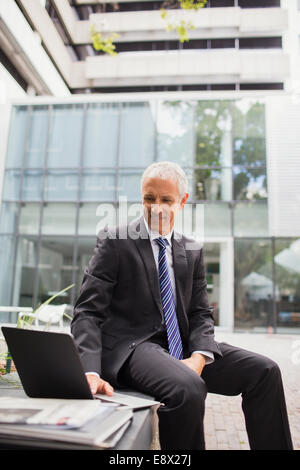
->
xmin=235 ymin=239 xmax=272 ymax=325
xmin=157 ymin=101 xmax=194 ymax=166
xmin=234 ymin=170 xmax=267 ymax=201
xmin=233 ymin=102 xmax=266 ymax=168
xmin=195 ymin=100 xmax=231 ymax=167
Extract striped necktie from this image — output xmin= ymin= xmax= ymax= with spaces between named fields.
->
xmin=155 ymin=237 xmax=183 ymax=360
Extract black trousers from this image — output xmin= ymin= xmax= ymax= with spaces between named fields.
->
xmin=118 ymin=338 xmax=293 ymax=450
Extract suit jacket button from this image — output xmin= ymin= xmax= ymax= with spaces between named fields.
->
xmin=130 ymin=342 xmax=136 ymax=349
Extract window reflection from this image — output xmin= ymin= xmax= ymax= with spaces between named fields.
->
xmin=235 ymin=239 xmax=273 ymax=331
xmin=119 ymin=102 xmax=155 ymax=167
xmin=84 ymin=103 xmax=119 ymax=167
xmin=25 ymin=106 xmax=48 ymax=168
xmin=81 ymin=170 xmax=115 ymax=201
xmin=195 ymin=168 xmax=232 ymax=201
xmin=232 ymin=100 xmax=266 ymax=167
xmin=195 ymin=101 xmax=232 ymax=167
xmin=274 ymin=239 xmax=300 ymax=333
xmin=19 ymin=203 xmax=40 ymax=235
xmin=13 ymin=236 xmax=39 ymax=309
xmin=233 ymin=167 xmax=267 ymax=200
xmin=157 ymin=101 xmax=194 ymax=165
xmin=118 ymin=171 xmax=143 ymax=201
xmin=2 ymin=170 xmax=21 ymax=200
xmin=22 ymin=170 xmax=43 ymax=201
xmin=42 ymin=204 xmax=77 ymax=235
xmin=47 ymin=104 xmax=83 ymax=168
xmin=36 ymin=237 xmax=75 ymax=306
xmin=0 ymin=235 xmax=16 ymax=314
xmin=5 ymin=106 xmax=28 ymax=168
xmin=234 ymin=202 xmax=268 ymax=236
xmin=45 ymin=170 xmax=79 ymax=201
xmin=0 ymin=202 xmax=18 ymax=234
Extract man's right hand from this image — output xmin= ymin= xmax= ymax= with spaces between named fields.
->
xmin=86 ymin=373 xmax=114 ymax=396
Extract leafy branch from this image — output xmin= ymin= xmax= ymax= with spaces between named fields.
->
xmin=90 ymin=24 xmax=119 ymax=56
xmin=161 ymin=0 xmax=207 ymax=43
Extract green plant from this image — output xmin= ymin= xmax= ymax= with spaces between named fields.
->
xmin=90 ymin=25 xmax=119 ymax=56
xmin=160 ymin=0 xmax=207 ymax=42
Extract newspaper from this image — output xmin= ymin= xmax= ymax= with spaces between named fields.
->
xmin=0 ymin=397 xmax=133 ymax=449
xmin=0 ymin=397 xmax=115 ymax=428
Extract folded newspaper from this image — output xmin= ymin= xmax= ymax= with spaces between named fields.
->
xmin=0 ymin=397 xmax=133 ymax=449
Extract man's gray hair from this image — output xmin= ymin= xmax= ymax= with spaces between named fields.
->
xmin=141 ymin=161 xmax=188 ymax=199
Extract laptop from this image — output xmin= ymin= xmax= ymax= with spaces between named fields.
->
xmin=1 ymin=327 xmax=160 ymax=409
xmin=2 ymin=327 xmax=93 ymax=399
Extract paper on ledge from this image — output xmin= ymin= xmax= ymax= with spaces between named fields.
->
xmin=0 ymin=397 xmax=115 ymax=428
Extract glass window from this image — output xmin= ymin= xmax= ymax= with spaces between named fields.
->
xmin=157 ymin=101 xmax=194 ymax=166
xmin=191 ymin=203 xmax=231 ymax=238
xmin=203 ymin=203 xmax=231 ymax=237
xmin=119 ymin=102 xmax=155 ymax=167
xmin=195 ymin=101 xmax=232 ymax=167
xmin=2 ymin=170 xmax=22 ymax=200
xmin=234 ymin=239 xmax=273 ymax=331
xmin=22 ymin=170 xmax=43 ymax=201
xmin=232 ymin=100 xmax=266 ymax=167
xmin=234 ymin=202 xmax=268 ymax=236
xmin=19 ymin=203 xmax=41 ymax=235
xmin=274 ymin=238 xmax=300 ymax=333
xmin=24 ymin=106 xmax=48 ymax=168
xmin=5 ymin=106 xmax=28 ymax=168
xmin=13 ymin=236 xmax=39 ymax=308
xmin=233 ymin=167 xmax=267 ymax=200
xmin=44 ymin=170 xmax=79 ymax=201
xmin=0 ymin=235 xmax=16 ymax=312
xmin=118 ymin=170 xmax=143 ymax=201
xmin=41 ymin=203 xmax=77 ymax=235
xmin=75 ymin=238 xmax=96 ymax=299
xmin=0 ymin=202 xmax=18 ymax=234
xmin=47 ymin=104 xmax=84 ymax=168
xmin=81 ymin=170 xmax=116 ymax=202
xmin=36 ymin=236 xmax=75 ymax=307
xmin=195 ymin=168 xmax=232 ymax=201
xmin=78 ymin=203 xmax=116 ymax=236
xmin=83 ymin=102 xmax=119 ymax=167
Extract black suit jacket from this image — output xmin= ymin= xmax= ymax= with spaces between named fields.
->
xmin=71 ymin=216 xmax=222 ymax=387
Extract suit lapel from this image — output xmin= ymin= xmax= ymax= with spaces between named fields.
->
xmin=172 ymin=234 xmax=189 ymax=339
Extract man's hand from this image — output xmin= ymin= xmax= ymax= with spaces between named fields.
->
xmin=180 ymin=353 xmax=206 ymax=376
xmin=86 ymin=374 xmax=114 ymax=396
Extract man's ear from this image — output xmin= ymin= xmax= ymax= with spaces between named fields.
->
xmin=180 ymin=193 xmax=189 ymax=209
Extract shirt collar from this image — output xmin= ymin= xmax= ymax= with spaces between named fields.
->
xmin=143 ymin=216 xmax=173 ymax=246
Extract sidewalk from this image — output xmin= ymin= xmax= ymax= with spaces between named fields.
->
xmin=151 ymin=331 xmax=300 ymax=450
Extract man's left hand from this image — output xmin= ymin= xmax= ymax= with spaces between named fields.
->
xmin=180 ymin=353 xmax=206 ymax=376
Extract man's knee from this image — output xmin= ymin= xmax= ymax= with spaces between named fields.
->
xmin=167 ymin=371 xmax=207 ymax=410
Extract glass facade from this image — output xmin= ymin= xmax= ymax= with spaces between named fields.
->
xmin=0 ymin=98 xmax=297 ymax=332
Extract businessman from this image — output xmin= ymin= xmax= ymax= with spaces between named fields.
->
xmin=71 ymin=161 xmax=293 ymax=450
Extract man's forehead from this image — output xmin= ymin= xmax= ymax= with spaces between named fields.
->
xmin=142 ymin=176 xmax=178 ymax=190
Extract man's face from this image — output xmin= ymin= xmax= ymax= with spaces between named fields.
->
xmin=142 ymin=177 xmax=189 ymax=235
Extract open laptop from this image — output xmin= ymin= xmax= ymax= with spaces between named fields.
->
xmin=2 ymin=327 xmax=94 ymax=399
xmin=1 ymin=327 xmax=159 ymax=409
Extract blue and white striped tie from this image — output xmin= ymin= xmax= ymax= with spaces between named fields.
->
xmin=155 ymin=237 xmax=183 ymax=360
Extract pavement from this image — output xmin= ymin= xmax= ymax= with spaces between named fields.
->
xmin=150 ymin=331 xmax=300 ymax=450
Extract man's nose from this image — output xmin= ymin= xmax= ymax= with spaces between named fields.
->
xmin=151 ymin=203 xmax=163 ymax=215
